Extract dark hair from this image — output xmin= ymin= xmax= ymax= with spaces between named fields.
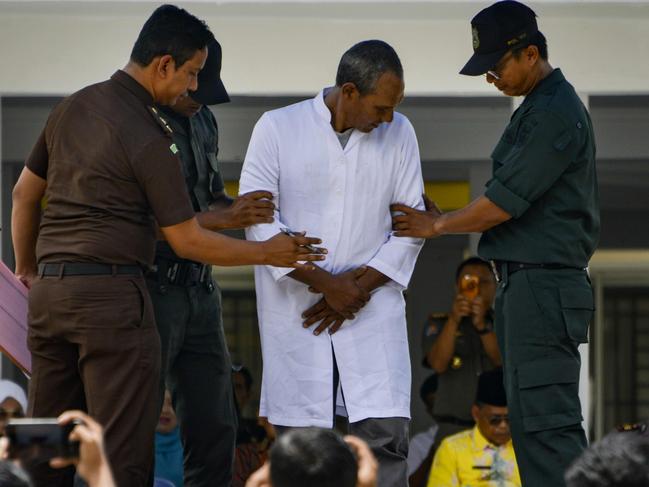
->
xmin=419 ymin=374 xmax=439 ymax=402
xmin=233 ymin=365 xmax=253 ymax=391
xmin=270 ymin=428 xmax=358 ymax=487
xmin=455 ymin=256 xmax=494 ymax=282
xmin=130 ymin=4 xmax=214 ymax=68
xmin=0 ymin=462 xmax=32 ymax=487
xmin=565 ymin=431 xmax=649 ymax=487
xmin=335 ymin=40 xmax=403 ymax=96
xmin=512 ymin=31 xmax=549 ymax=61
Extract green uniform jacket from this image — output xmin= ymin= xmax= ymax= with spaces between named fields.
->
xmin=478 ymin=69 xmax=600 ymax=266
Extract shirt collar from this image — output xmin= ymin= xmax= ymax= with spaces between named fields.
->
xmin=111 ymin=70 xmax=154 ymax=106
xmin=523 ymin=68 xmax=565 ymax=104
xmin=472 ymin=425 xmax=510 ymax=452
xmin=314 ymin=88 xmax=334 ymax=124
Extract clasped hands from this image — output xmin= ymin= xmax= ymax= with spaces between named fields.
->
xmin=301 ymin=267 xmax=370 ymax=336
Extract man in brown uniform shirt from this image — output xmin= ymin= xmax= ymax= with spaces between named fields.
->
xmin=10 ymin=6 xmax=323 ymax=487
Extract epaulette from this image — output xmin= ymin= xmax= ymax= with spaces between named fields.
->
xmin=147 ymin=106 xmax=174 ymax=136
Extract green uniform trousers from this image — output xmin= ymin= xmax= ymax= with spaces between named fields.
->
xmin=494 ymin=266 xmax=593 ymax=487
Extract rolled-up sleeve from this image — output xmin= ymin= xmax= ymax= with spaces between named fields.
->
xmin=485 ymin=109 xmax=578 ymax=219
xmin=367 ymin=119 xmax=425 ymax=289
xmin=240 ymin=114 xmax=293 ymax=282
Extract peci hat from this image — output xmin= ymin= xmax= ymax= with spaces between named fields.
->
xmin=190 ymin=39 xmax=230 ymax=106
xmin=476 ymin=368 xmax=507 ymax=407
xmin=460 ymin=0 xmax=538 ymax=76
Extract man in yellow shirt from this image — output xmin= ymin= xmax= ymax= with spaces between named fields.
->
xmin=427 ymin=368 xmax=521 ymax=487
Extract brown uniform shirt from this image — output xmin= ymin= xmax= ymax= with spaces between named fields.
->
xmin=26 ymin=70 xmax=195 ymax=267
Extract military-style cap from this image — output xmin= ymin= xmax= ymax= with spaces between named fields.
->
xmin=190 ymin=39 xmax=230 ymax=105
xmin=460 ymin=0 xmax=538 ymax=76
xmin=476 ymin=368 xmax=507 ymax=407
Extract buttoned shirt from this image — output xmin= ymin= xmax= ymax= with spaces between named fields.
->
xmin=239 ymin=89 xmax=425 ymax=426
xmin=427 ymin=426 xmax=521 ymax=487
xmin=25 ymin=70 xmax=194 ymax=267
xmin=479 ymin=69 xmax=599 ymax=267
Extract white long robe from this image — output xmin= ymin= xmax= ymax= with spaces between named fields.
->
xmin=239 ymin=90 xmax=425 ymax=427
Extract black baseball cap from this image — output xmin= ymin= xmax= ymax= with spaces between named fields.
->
xmin=460 ymin=0 xmax=538 ymax=76
xmin=190 ymin=39 xmax=230 ymax=105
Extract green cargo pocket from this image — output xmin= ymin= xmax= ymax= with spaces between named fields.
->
xmin=517 ymin=358 xmax=583 ymax=433
xmin=560 ymin=288 xmax=594 ymax=343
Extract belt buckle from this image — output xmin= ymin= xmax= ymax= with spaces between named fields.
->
xmin=490 ymin=260 xmax=502 ymax=283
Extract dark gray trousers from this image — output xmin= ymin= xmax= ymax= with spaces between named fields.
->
xmin=147 ymin=277 xmax=237 ymax=487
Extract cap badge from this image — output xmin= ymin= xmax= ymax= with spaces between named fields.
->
xmin=472 ymin=26 xmax=480 ymax=50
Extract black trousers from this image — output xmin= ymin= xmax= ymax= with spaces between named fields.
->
xmin=147 ymin=277 xmax=237 ymax=487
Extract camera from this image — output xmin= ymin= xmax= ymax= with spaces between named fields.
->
xmin=6 ymin=418 xmax=80 ymax=461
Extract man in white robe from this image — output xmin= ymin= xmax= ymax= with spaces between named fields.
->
xmin=239 ymin=40 xmax=425 ymax=486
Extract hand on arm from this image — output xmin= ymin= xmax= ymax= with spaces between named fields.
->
xmin=392 ymin=195 xmax=511 ymax=238
xmin=161 ymin=217 xmax=326 ymax=269
xmin=11 ymin=167 xmax=46 ymax=288
xmin=197 ymin=190 xmax=275 ymax=231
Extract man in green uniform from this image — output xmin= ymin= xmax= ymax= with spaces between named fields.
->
xmin=391 ymin=2 xmax=599 ymax=486
xmin=147 ymin=39 xmax=274 ymax=486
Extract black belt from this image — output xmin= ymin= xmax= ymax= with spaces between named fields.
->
xmin=434 ymin=415 xmax=475 ymax=427
xmin=490 ymin=260 xmax=585 ymax=283
xmin=149 ymin=256 xmax=212 ymax=288
xmin=38 ymin=263 xmax=143 ymax=277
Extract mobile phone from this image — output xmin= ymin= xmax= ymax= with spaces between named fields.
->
xmin=6 ymin=418 xmax=80 ymax=461
xmin=460 ymin=274 xmax=480 ymax=300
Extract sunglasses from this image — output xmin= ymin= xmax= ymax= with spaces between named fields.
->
xmin=486 ymin=51 xmax=515 ymax=80
xmin=617 ymin=422 xmax=647 ymax=434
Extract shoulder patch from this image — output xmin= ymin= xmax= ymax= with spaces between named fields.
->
xmin=147 ymin=106 xmax=174 ymax=136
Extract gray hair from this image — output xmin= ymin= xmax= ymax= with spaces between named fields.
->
xmin=335 ymin=40 xmax=403 ymax=96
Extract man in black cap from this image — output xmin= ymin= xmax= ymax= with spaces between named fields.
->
xmin=391 ymin=2 xmax=599 ymax=486
xmin=146 ymin=39 xmax=273 ymax=486
xmin=427 ymin=368 xmax=520 ymax=486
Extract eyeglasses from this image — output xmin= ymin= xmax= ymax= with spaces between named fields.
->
xmin=0 ymin=409 xmax=25 ymax=421
xmin=617 ymin=422 xmax=647 ymax=434
xmin=487 ymin=414 xmax=509 ymax=426
xmin=486 ymin=51 xmax=514 ymax=80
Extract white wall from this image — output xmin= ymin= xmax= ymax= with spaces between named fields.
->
xmin=0 ymin=1 xmax=648 ymax=97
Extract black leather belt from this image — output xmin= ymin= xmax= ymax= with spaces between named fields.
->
xmin=38 ymin=263 xmax=143 ymax=277
xmin=150 ymin=256 xmax=212 ymax=288
xmin=490 ymin=260 xmax=585 ymax=283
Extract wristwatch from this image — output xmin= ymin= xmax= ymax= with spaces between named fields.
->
xmin=476 ymin=313 xmax=494 ymax=335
